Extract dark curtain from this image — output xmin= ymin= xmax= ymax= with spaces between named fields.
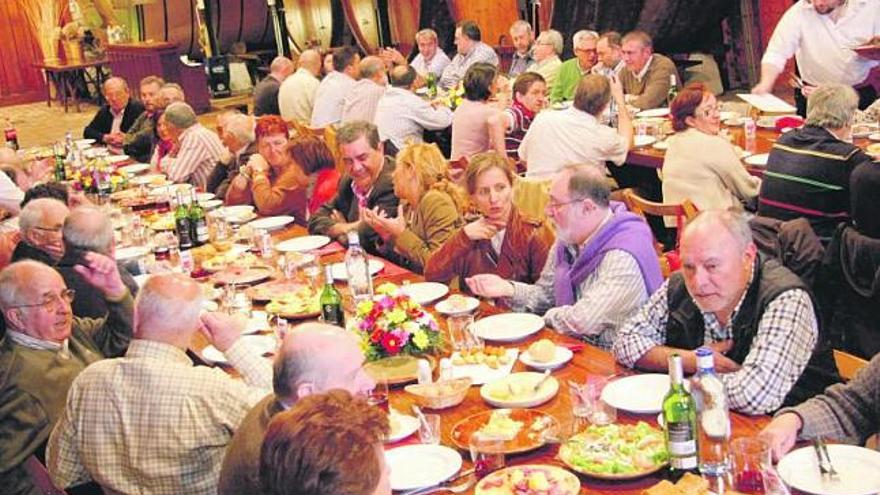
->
xmin=418 ymin=0 xmax=457 ymax=55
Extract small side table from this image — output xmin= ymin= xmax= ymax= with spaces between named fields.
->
xmin=32 ymin=59 xmax=110 ymax=113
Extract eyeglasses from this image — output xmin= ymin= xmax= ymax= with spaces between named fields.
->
xmin=545 ymin=198 xmax=583 ymax=214
xmin=9 ymin=289 xmax=76 ymax=311
xmin=575 ymin=47 xmax=597 ymax=54
xmin=32 ymin=225 xmax=63 ymax=234
xmin=696 ymin=104 xmax=722 ymax=117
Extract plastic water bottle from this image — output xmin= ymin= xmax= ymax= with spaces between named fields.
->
xmin=692 ymin=347 xmax=731 ymax=477
xmin=345 ymin=231 xmax=373 ymax=305
xmin=743 ymin=117 xmax=757 ymax=154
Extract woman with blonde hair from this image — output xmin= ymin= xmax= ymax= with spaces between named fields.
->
xmin=362 ymin=142 xmax=466 ymax=273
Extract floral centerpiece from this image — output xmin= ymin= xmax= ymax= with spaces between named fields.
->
xmin=351 ymin=282 xmax=443 ymax=361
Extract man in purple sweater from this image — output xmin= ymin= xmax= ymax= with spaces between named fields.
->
xmin=466 ymin=163 xmax=662 ymax=349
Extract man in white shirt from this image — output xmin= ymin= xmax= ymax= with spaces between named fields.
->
xmin=519 ymin=73 xmax=632 ymax=177
xmin=278 ymin=49 xmax=322 ymax=123
xmin=752 ymin=0 xmax=880 ymax=114
xmin=341 ymin=56 xmax=388 ymax=123
xmin=411 ymin=29 xmax=451 ymax=78
xmin=311 ymin=46 xmax=361 ymax=128
xmin=439 ymin=20 xmax=500 ymax=90
xmin=375 ymin=64 xmax=453 ymax=153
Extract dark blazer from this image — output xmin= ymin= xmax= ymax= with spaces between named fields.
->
xmin=56 ymin=247 xmax=140 ymax=319
xmin=253 ymin=75 xmax=282 ymax=116
xmin=83 ymin=99 xmax=145 ymax=142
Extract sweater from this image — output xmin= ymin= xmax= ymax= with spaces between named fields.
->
xmin=619 ymin=54 xmax=679 ymax=110
xmin=550 ymin=57 xmax=590 ymax=103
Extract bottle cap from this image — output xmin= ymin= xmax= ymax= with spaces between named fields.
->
xmin=346 ymin=230 xmax=360 ymax=245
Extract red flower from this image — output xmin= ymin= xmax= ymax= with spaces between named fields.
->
xmin=381 ymin=333 xmax=403 ymax=354
xmin=370 ymin=328 xmax=384 ymax=343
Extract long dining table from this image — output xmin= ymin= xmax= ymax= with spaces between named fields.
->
xmin=188 ymin=222 xmax=772 ymax=495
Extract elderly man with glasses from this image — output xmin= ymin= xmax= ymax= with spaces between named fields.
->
xmin=12 ymin=197 xmax=70 ymax=265
xmin=0 ymin=255 xmax=134 ymax=495
xmin=465 ymin=163 xmax=662 ymax=349
xmin=551 ymin=30 xmax=599 ymax=103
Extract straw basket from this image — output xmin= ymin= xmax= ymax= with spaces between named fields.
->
xmin=63 ymin=40 xmax=83 ymax=64
xmin=37 ymin=28 xmax=61 ymax=65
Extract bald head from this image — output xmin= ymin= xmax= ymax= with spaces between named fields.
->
xmin=134 ymin=273 xmax=203 ymax=345
xmin=389 ymin=64 xmax=417 ymax=89
xmin=63 ymin=206 xmax=114 ymax=255
xmin=270 ymin=56 xmax=295 ymax=80
xmin=298 ymin=49 xmax=322 ymax=77
xmin=0 ymin=260 xmax=72 ymax=340
xmin=681 ymin=209 xmax=753 ymax=253
xmin=273 ymin=323 xmax=372 ymax=404
xmin=0 ymin=260 xmax=63 ymax=310
xmin=359 ymin=56 xmax=387 ymax=85
xmin=19 ymin=198 xmax=69 ymax=260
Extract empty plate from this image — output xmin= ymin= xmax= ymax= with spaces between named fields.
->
xmin=744 ymin=153 xmax=769 ymax=167
xmin=248 ymin=215 xmax=295 ymax=231
xmin=114 ymin=245 xmax=151 ymax=261
xmin=385 ymin=444 xmax=462 ymax=490
xmin=275 ymin=235 xmax=331 ymax=252
xmin=400 ymin=282 xmax=449 ymax=305
xmin=330 ymin=259 xmax=384 ymax=280
xmin=472 ymin=313 xmax=545 ymax=342
xmin=636 ymin=108 xmax=670 ymax=118
xmin=601 ymin=374 xmax=673 ymax=414
xmin=118 ymin=163 xmax=151 ymax=176
xmin=386 ymin=413 xmax=420 ymax=443
xmin=634 ymin=135 xmax=657 ymax=147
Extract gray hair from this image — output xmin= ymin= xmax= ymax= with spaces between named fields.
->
xmin=415 ymin=28 xmax=438 ymax=43
xmin=358 ymin=56 xmax=385 ymax=80
xmin=573 ymin=30 xmax=599 ymax=49
xmin=134 ymin=273 xmax=202 ymax=336
xmin=62 ymin=206 xmax=114 ymax=255
xmin=562 ymin=163 xmax=610 ymax=208
xmin=0 ymin=260 xmax=57 ymax=310
xmin=159 ymin=83 xmax=186 ymax=105
xmin=19 ymin=198 xmax=67 ymax=233
xmin=273 ymin=323 xmax=357 ymax=399
xmin=103 ymin=76 xmax=129 ymax=93
xmin=224 ymin=113 xmax=256 ymax=144
xmin=683 ymin=208 xmax=753 ymax=250
xmin=164 ymin=102 xmax=198 ymax=129
xmin=806 ymin=83 xmax=859 ymax=129
xmin=536 ymin=29 xmax=564 ymax=55
xmin=270 ymin=56 xmax=294 ymax=73
xmin=336 ymin=120 xmax=380 ymax=150
xmin=509 ymin=20 xmax=532 ymax=35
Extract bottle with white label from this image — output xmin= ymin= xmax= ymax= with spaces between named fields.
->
xmin=344 ymin=231 xmax=374 ymax=305
xmin=693 ymin=347 xmax=731 ymax=477
xmin=663 ymin=353 xmax=699 ymax=480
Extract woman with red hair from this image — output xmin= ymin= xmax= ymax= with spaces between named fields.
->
xmin=286 ymin=134 xmax=340 ymax=215
xmin=226 ymin=116 xmax=308 ymax=222
xmin=662 ymin=83 xmax=760 ymax=225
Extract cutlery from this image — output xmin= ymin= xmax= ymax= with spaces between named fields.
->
xmin=400 ymin=469 xmax=476 ymax=495
xmin=532 ymin=369 xmax=552 ymax=393
xmin=814 ymin=437 xmax=839 ymax=479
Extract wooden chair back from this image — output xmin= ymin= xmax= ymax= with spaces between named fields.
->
xmin=619 ymin=188 xmax=698 ymax=276
xmin=833 ymin=349 xmax=868 ymax=381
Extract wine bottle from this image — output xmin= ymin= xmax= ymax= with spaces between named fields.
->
xmin=666 ymin=73 xmax=678 ymax=107
xmin=320 ymin=264 xmax=344 ymax=326
xmin=175 ymin=191 xmax=194 ymax=250
xmin=663 ymin=353 xmax=699 ymax=480
xmin=188 ymin=190 xmax=209 ymax=246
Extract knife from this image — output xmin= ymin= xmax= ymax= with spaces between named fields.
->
xmin=399 ymin=468 xmax=476 ymax=495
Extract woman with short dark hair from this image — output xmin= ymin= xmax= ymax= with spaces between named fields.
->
xmin=450 ymin=62 xmax=502 ymax=161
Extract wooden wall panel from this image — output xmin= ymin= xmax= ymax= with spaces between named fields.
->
xmin=444 ymin=0 xmax=519 ymax=48
xmin=0 ymin=0 xmax=48 ymax=106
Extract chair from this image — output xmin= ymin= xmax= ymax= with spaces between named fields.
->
xmin=23 ymin=455 xmax=69 ymax=494
xmin=287 ymin=120 xmax=343 ymax=173
xmin=832 ymin=349 xmax=868 ymax=381
xmin=620 ymin=188 xmax=698 ymax=277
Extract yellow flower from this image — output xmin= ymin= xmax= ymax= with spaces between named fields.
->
xmin=376 ymin=282 xmax=398 ymax=295
xmin=387 ymin=308 xmax=407 ymax=324
xmin=402 ymin=321 xmax=420 ymax=334
xmin=412 ymin=329 xmax=429 ymax=350
xmin=356 ymin=300 xmax=374 ymax=315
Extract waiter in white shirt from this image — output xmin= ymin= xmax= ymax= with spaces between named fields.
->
xmin=752 ymin=0 xmax=879 ymax=115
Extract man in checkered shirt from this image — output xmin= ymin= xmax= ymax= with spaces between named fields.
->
xmin=612 ymin=209 xmax=839 ymax=415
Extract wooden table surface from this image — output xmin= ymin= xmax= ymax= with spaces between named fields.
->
xmin=187 ymin=223 xmax=772 ymax=495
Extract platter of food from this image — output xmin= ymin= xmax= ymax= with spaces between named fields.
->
xmin=386 ymin=410 xmax=420 ymax=443
xmin=211 ymin=266 xmax=274 ymax=285
xmin=405 ymin=377 xmax=472 ymax=409
xmin=263 ymin=286 xmax=321 ymax=319
xmin=451 ymin=409 xmax=558 ymax=454
xmin=558 ymin=421 xmax=668 ymax=480
xmin=642 ymin=472 xmax=711 ymax=495
xmin=450 ymin=346 xmax=518 ymax=385
xmin=201 ymin=249 xmax=263 ymax=272
xmin=867 ymin=142 xmax=880 ymax=159
xmin=246 ymin=278 xmax=310 ymax=301
xmin=435 ymin=294 xmax=480 ymax=315
xmin=475 ymin=464 xmax=580 ymax=495
xmin=364 ymin=355 xmax=430 ymax=385
xmin=145 ymin=213 xmax=175 ymax=231
xmin=216 ymin=205 xmax=257 ymax=223
xmin=519 ymin=338 xmax=573 ymax=370
xmin=480 ymin=371 xmax=559 ymax=408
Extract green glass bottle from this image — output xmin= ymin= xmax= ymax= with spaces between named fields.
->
xmin=188 ymin=190 xmax=209 ymax=246
xmin=320 ymin=264 xmax=344 ymax=326
xmin=663 ymin=353 xmax=699 ymax=479
xmin=53 ymin=143 xmax=66 ymax=182
xmin=175 ymin=191 xmax=194 ymax=250
xmin=666 ymin=74 xmax=678 ymax=107
xmin=426 ymin=72 xmax=437 ymax=98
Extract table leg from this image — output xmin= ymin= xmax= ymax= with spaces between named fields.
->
xmin=45 ymin=71 xmax=52 ymax=108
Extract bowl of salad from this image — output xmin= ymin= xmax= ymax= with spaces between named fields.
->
xmin=558 ymin=422 xmax=668 ymax=480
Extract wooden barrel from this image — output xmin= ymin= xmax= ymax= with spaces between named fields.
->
xmin=341 ymin=0 xmax=380 ymax=53
xmin=141 ymin=0 xmax=275 ymax=57
xmin=282 ymin=0 xmax=334 ymax=54
xmin=388 ymin=0 xmax=420 ymax=56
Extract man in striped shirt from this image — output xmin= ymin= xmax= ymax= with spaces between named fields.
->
xmin=162 ymin=102 xmax=225 ymax=190
xmin=341 ymin=56 xmax=388 ymax=124
xmin=757 ymin=83 xmax=873 ymax=240
xmin=439 ymin=20 xmax=499 ymax=90
xmin=375 ymin=65 xmax=453 ymax=153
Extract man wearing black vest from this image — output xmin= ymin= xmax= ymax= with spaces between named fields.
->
xmin=613 ymin=209 xmax=839 ymax=415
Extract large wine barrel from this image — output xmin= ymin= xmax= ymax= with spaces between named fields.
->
xmin=282 ymin=0 xmax=333 ymax=54
xmin=341 ymin=0 xmax=381 ymax=53
xmin=141 ymin=0 xmax=275 ymax=57
xmin=388 ymin=0 xmax=420 ymax=56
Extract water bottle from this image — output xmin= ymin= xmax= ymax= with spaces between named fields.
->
xmin=743 ymin=117 xmax=757 ymax=154
xmin=692 ymin=347 xmax=731 ymax=477
xmin=345 ymin=230 xmax=373 ymax=305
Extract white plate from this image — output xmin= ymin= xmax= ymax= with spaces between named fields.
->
xmin=744 ymin=153 xmax=770 ymax=167
xmin=435 ymin=296 xmax=480 ymax=315
xmin=202 ymin=300 xmax=219 ymax=312
xmin=719 ymin=111 xmax=739 ymax=122
xmin=130 ymin=173 xmax=166 ymax=186
xmin=450 ymin=349 xmax=519 ymax=385
xmin=248 ymin=215 xmax=295 ymax=231
xmin=106 ymin=154 xmax=129 ymax=164
xmin=75 ymin=138 xmax=95 ymax=148
xmin=724 ymin=118 xmax=744 ymax=127
xmin=114 ymin=245 xmax=151 ymax=261
xmin=601 ymin=374 xmax=672 ymax=414
xmin=149 ymin=184 xmax=192 ymax=196
xmin=330 ymin=259 xmax=384 ymax=280
xmin=201 ymin=334 xmax=277 ymax=364
xmin=243 ymin=311 xmax=271 ymax=334
xmin=400 ymin=282 xmax=449 ymax=305
xmin=218 ymin=205 xmax=256 ymax=223
xmin=778 ymin=444 xmax=880 ymax=495
xmin=868 ymin=133 xmax=880 ymax=142
xmin=519 ymin=345 xmax=573 ymax=370
xmin=652 ymin=140 xmax=668 ymax=150
xmin=386 ymin=413 xmax=420 ymax=443
xmin=200 ymin=199 xmax=223 ymax=210
xmin=634 ymin=135 xmax=657 ymax=147
xmin=196 ymin=192 xmax=215 ymax=202
xmin=852 ymin=124 xmax=878 ymax=138
xmin=472 ymin=313 xmax=545 ymax=342
xmin=275 ymin=235 xmax=331 ymax=253
xmin=385 ymin=444 xmax=462 ymax=490
xmin=480 ymin=371 xmax=560 ymax=408
xmin=636 ymin=108 xmax=670 ymax=118
xmin=415 ymin=87 xmax=428 ymax=95
xmin=118 ymin=163 xmax=151 ymax=176
xmin=552 ymin=101 xmax=572 ymax=110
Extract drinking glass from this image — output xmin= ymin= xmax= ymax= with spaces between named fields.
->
xmin=446 ymin=313 xmax=474 ymax=352
xmin=418 ymin=414 xmax=441 ymax=445
xmin=469 ymin=433 xmax=505 ymax=479
xmin=301 ymin=256 xmax=323 ymax=290
xmin=365 ymin=380 xmax=390 ymax=413
xmin=210 ymin=218 xmax=234 ymax=253
xmin=730 ymin=438 xmax=778 ymax=495
xmin=569 ymin=376 xmax=616 ymax=429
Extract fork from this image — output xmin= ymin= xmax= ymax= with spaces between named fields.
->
xmin=400 ymin=473 xmax=476 ymax=495
xmin=814 ymin=437 xmax=839 ymax=479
